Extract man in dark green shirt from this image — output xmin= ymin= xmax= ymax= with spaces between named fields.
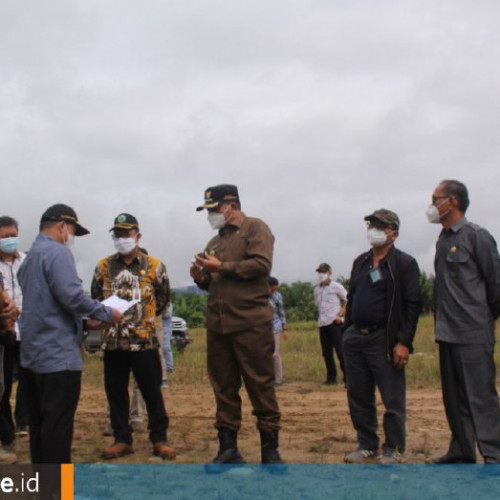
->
xmin=428 ymin=180 xmax=500 ymax=464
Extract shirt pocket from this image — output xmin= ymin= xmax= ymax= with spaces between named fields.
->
xmin=221 ymin=236 xmax=249 ymax=261
xmin=445 ymin=247 xmax=470 ymax=281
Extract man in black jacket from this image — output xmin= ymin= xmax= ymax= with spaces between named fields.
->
xmin=343 ymin=209 xmax=422 ymax=464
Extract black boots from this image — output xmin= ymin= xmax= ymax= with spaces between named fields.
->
xmin=260 ymin=429 xmax=284 ymax=464
xmin=212 ymin=428 xmax=245 ymax=464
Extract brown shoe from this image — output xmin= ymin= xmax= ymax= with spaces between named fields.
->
xmin=153 ymin=442 xmax=176 ymax=460
xmin=102 ymin=442 xmax=134 ymax=459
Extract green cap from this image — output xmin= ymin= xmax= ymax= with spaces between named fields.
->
xmin=364 ymin=209 xmax=400 ymax=229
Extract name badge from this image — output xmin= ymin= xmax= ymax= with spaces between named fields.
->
xmin=370 ymin=268 xmax=382 ymax=284
xmin=132 ymin=288 xmax=142 ymax=301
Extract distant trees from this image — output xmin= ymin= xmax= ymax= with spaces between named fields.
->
xmin=419 ymin=271 xmax=434 ymax=314
xmin=279 ymin=281 xmax=316 ymax=322
xmin=172 ymin=272 xmax=435 ymax=328
xmin=171 ymin=292 xmax=207 ymax=328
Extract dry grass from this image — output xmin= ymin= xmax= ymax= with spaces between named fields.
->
xmin=10 ymin=316 xmax=499 ymax=465
xmin=83 ymin=314 xmax=498 ymax=389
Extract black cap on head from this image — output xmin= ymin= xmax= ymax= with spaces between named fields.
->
xmin=40 ymin=204 xmax=90 ymax=236
xmin=316 ymin=263 xmax=332 ymax=273
xmin=196 ymin=184 xmax=240 ymax=211
xmin=364 ymin=208 xmax=400 ymax=229
xmin=109 ymin=213 xmax=139 ymax=232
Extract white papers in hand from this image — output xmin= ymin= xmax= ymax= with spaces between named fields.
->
xmin=101 ymin=295 xmax=139 ymax=313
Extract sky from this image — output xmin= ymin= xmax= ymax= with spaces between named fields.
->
xmin=1 ymin=0 xmax=500 ymax=289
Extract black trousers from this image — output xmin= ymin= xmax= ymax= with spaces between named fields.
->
xmin=207 ymin=325 xmax=281 ymax=432
xmin=343 ymin=325 xmax=406 ymax=452
xmin=0 ymin=341 xmax=29 ymax=445
xmin=20 ymin=367 xmax=81 ymax=464
xmin=104 ymin=349 xmax=168 ymax=446
xmin=319 ymin=322 xmax=345 ymax=382
xmin=439 ymin=342 xmax=500 ymax=463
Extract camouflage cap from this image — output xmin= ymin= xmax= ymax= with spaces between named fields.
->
xmin=364 ymin=209 xmax=400 ymax=229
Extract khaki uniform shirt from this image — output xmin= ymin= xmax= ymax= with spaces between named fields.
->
xmin=201 ymin=213 xmax=274 ymax=334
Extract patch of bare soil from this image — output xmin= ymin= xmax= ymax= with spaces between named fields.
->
xmin=13 ymin=379 xmax=453 ymax=464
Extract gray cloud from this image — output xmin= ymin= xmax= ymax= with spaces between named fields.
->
xmin=1 ymin=0 xmax=499 ymax=289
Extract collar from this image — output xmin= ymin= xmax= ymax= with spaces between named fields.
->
xmin=362 ymin=245 xmax=395 ymax=264
xmin=0 ymin=250 xmax=21 ymax=263
xmin=440 ymin=216 xmax=467 ymax=237
xmin=449 ymin=216 xmax=467 ymax=233
xmin=220 ymin=212 xmax=245 ymax=234
xmin=113 ymin=251 xmax=143 ymax=266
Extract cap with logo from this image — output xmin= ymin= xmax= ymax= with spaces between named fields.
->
xmin=364 ymin=209 xmax=400 ymax=229
xmin=40 ymin=204 xmax=90 ymax=236
xmin=316 ymin=263 xmax=332 ymax=273
xmin=196 ymin=184 xmax=240 ymax=211
xmin=109 ymin=213 xmax=139 ymax=232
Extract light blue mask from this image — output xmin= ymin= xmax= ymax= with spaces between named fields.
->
xmin=0 ymin=237 xmax=19 ymax=254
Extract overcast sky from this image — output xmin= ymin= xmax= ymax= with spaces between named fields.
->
xmin=1 ymin=0 xmax=500 ymax=288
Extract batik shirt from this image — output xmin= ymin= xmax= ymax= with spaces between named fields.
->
xmin=91 ymin=251 xmax=170 ymax=351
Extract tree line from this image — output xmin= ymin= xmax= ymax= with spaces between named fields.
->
xmin=172 ymin=272 xmax=435 ymax=328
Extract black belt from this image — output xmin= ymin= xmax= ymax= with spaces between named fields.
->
xmin=356 ymin=324 xmax=385 ymax=335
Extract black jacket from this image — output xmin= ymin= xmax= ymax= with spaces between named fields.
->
xmin=344 ymin=246 xmax=422 ymax=357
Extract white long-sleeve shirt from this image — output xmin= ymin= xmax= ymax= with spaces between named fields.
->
xmin=314 ymin=280 xmax=347 ymax=327
xmin=0 ymin=251 xmax=25 ymax=339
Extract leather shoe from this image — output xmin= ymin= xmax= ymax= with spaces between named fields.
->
xmin=102 ymin=442 xmax=134 ymax=459
xmin=430 ymin=453 xmax=476 ymax=464
xmin=153 ymin=442 xmax=176 ymax=460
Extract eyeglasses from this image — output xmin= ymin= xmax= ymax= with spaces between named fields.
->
xmin=432 ymin=195 xmax=449 ymax=204
xmin=366 ymin=221 xmax=394 ymax=230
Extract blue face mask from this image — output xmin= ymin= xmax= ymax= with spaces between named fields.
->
xmin=0 ymin=237 xmax=19 ymax=254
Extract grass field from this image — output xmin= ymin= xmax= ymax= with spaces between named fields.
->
xmin=84 ymin=314 xmax=500 ymax=390
xmin=52 ymin=315 xmax=498 ymax=465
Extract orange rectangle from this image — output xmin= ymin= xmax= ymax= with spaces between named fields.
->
xmin=61 ymin=464 xmax=74 ymax=500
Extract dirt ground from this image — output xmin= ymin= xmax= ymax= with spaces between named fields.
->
xmin=13 ymin=377 xmax=454 ymax=464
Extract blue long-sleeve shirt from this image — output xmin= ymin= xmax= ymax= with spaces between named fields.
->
xmin=270 ymin=291 xmax=286 ymax=333
xmin=18 ymin=233 xmax=112 ymax=373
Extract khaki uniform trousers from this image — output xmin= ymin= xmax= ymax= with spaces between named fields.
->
xmin=207 ymin=324 xmax=281 ymax=431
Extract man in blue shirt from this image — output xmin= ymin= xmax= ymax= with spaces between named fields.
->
xmin=18 ymin=204 xmax=123 ymax=464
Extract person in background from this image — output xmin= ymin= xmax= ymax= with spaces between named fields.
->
xmin=0 ymin=276 xmax=19 ymax=464
xmin=162 ymin=303 xmax=174 ymax=375
xmin=268 ymin=277 xmax=287 ymax=387
xmin=0 ymin=216 xmax=29 ymax=458
xmin=313 ymin=263 xmax=347 ymax=386
xmin=18 ymin=204 xmax=123 ymax=464
xmin=428 ymin=180 xmax=500 ymax=464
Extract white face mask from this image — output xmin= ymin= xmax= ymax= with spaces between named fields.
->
xmin=426 ymin=197 xmax=450 ymax=224
xmin=367 ymin=228 xmax=388 ymax=247
xmin=113 ymin=237 xmax=137 ymax=255
xmin=63 ymin=225 xmax=75 ymax=248
xmin=317 ymin=272 xmax=329 ymax=284
xmin=425 ymin=204 xmax=441 ymax=224
xmin=207 ymin=211 xmax=226 ymax=230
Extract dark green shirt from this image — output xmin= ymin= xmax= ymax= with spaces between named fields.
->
xmin=434 ymin=217 xmax=500 ymax=344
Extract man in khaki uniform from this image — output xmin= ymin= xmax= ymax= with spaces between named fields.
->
xmin=191 ymin=184 xmax=283 ymax=465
